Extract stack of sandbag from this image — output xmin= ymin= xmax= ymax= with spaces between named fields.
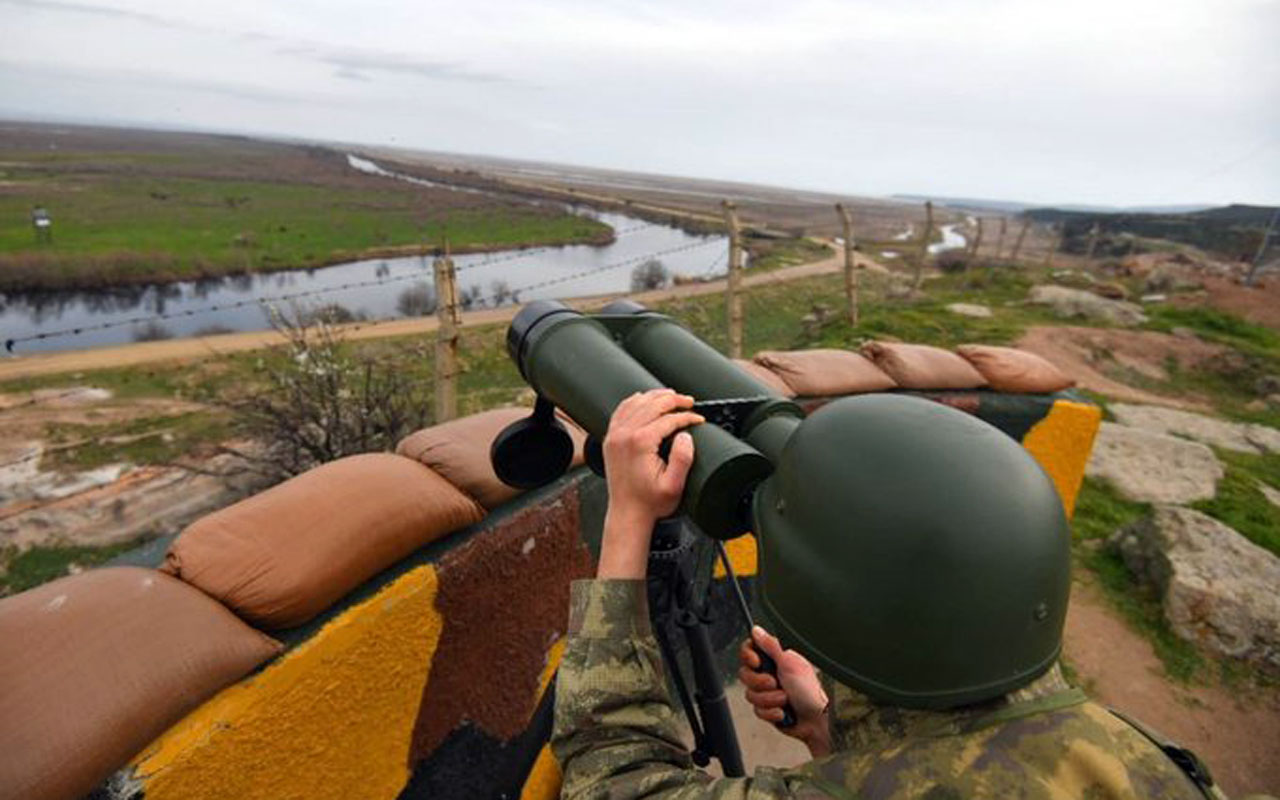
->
xmin=396 ymin=407 xmax=588 ymax=510
xmin=746 ymin=341 xmax=1073 ymax=398
xmin=162 ymin=453 xmax=485 ymax=629
xmin=0 ymin=568 xmax=282 ymax=800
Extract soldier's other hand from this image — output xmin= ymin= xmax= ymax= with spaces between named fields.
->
xmin=738 ymin=626 xmax=832 ymax=758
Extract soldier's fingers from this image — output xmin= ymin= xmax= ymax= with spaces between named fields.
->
xmin=738 ymin=638 xmax=761 ymax=671
xmin=625 ymin=390 xmax=694 ymax=429
xmin=609 ymin=391 xmax=656 ymax=427
xmin=745 ymin=688 xmax=790 ymax=709
xmin=738 ymin=667 xmax=776 ymax=692
xmin=752 ymin=625 xmax=785 ymax=663
xmin=754 ymin=706 xmax=785 ymax=724
xmin=638 ymin=412 xmax=704 ymax=450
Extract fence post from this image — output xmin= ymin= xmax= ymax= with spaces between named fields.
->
xmin=962 ymin=215 xmax=983 ymax=258
xmin=836 ymin=202 xmax=859 ymax=326
xmin=913 ymin=200 xmax=933 ymax=290
xmin=1246 ymin=207 xmax=1280 ymax=286
xmin=1085 ymin=223 xmax=1102 ymax=261
xmin=1009 ymin=219 xmax=1030 ymax=262
xmin=1043 ymin=224 xmax=1065 ymax=269
xmin=433 ymin=242 xmax=461 ymax=422
xmin=722 ymin=200 xmax=744 ymax=358
xmin=994 ymin=217 xmax=1008 ymax=261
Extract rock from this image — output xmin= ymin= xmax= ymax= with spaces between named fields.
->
xmin=1027 ymin=285 xmax=1148 ymax=327
xmin=1139 ymin=294 xmax=1167 ymax=304
xmin=1092 ymin=281 xmax=1130 ymax=301
xmin=1109 ymin=403 xmax=1280 ymax=455
xmin=1050 ymin=269 xmax=1096 ymax=288
xmin=1143 ymin=264 xmax=1204 ymax=294
xmin=1109 ymin=506 xmax=1280 ymax=668
xmin=1261 ymin=483 xmax=1280 ymax=510
xmin=945 ymin=302 xmax=992 ymax=318
xmin=0 ymin=455 xmax=271 ymax=554
xmin=1086 ymin=422 xmax=1223 ymax=503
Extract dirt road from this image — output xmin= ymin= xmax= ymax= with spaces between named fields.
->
xmin=0 ymin=246 xmax=873 ymax=382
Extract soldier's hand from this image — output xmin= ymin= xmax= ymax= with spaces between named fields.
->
xmin=738 ymin=626 xmax=832 ymax=758
xmin=596 ymin=389 xmax=703 ymax=580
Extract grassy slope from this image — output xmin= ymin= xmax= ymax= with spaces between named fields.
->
xmin=0 ymin=143 xmax=610 ymax=291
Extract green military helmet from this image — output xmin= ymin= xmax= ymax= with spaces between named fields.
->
xmin=753 ymin=394 xmax=1071 ymax=710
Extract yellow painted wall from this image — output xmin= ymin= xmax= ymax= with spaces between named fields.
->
xmin=131 ymin=565 xmax=443 ymax=800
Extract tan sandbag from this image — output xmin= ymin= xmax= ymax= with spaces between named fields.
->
xmin=396 ymin=407 xmax=587 ymax=509
xmin=753 ymin=349 xmax=897 ymax=397
xmin=731 ymin=359 xmax=796 ymax=398
xmin=163 ymin=454 xmax=484 ymax=629
xmin=955 ymin=344 xmax=1075 ymax=393
xmin=0 ymin=567 xmax=281 ymax=800
xmin=861 ymin=341 xmax=988 ymax=390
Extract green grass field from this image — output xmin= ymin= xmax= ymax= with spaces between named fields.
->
xmin=0 ymin=129 xmax=611 ymax=291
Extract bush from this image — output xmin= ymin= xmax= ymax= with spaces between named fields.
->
xmin=132 ymin=321 xmax=174 ymax=342
xmin=222 ymin=308 xmax=433 ymax=480
xmin=397 ymin=283 xmax=438 ymax=317
xmin=933 ymin=249 xmax=970 ymax=274
xmin=631 ymin=259 xmax=670 ymax=292
xmin=299 ymin=303 xmax=365 ymax=325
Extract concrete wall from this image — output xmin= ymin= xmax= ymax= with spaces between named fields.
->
xmin=105 ymin=392 xmax=1100 ymax=800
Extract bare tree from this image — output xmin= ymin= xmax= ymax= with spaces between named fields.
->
xmin=397 ymin=282 xmax=438 ymax=317
xmin=220 ymin=308 xmax=433 ymax=481
xmin=490 ymin=279 xmax=514 ymax=306
xmin=631 ymin=258 xmax=671 ymax=292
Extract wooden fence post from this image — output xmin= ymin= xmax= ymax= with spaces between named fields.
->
xmin=1085 ymin=223 xmax=1102 ymax=261
xmin=836 ymin=202 xmax=859 ymax=326
xmin=968 ymin=217 xmax=984 ymax=265
xmin=1245 ymin=207 xmax=1280 ymax=286
xmin=913 ymin=200 xmax=933 ymax=290
xmin=994 ymin=217 xmax=1008 ymax=261
xmin=1009 ymin=219 xmax=1030 ymax=262
xmin=433 ymin=242 xmax=461 ymax=422
xmin=722 ymin=200 xmax=744 ymax=358
xmin=1043 ymin=224 xmax=1065 ymax=269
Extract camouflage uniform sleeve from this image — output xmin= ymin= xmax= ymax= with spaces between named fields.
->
xmin=551 ymin=579 xmax=797 ymax=800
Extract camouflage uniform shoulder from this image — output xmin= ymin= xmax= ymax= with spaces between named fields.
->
xmin=782 ymin=698 xmax=1208 ymax=800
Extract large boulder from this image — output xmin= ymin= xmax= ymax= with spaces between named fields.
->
xmin=1110 ymin=506 xmax=1280 ymax=669
xmin=1087 ymin=422 xmax=1223 ymax=504
xmin=1028 ymin=285 xmax=1148 ymax=326
xmin=1109 ymin=403 xmax=1280 ymax=455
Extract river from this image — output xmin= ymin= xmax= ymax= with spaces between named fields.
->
xmin=1 ymin=159 xmax=727 ymax=354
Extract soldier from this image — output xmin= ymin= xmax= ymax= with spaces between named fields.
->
xmin=552 ymin=388 xmax=1254 ymax=799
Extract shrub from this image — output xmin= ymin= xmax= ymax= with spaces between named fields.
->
xmin=397 ymin=283 xmax=438 ymax=317
xmin=631 ymin=258 xmax=670 ymax=292
xmin=222 ymin=309 xmax=433 ymax=480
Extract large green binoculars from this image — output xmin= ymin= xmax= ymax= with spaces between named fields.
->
xmin=492 ymin=299 xmax=804 ymax=538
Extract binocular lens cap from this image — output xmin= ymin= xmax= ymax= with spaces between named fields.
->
xmin=490 ymin=416 xmax=576 ymax=489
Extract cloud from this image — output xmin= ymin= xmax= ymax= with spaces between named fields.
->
xmin=0 ymin=0 xmax=194 ymax=30
xmin=281 ymin=46 xmax=513 ymax=85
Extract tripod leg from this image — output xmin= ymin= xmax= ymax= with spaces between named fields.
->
xmin=680 ymin=610 xmax=745 ymax=777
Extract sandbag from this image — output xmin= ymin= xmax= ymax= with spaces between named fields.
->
xmin=731 ymin=359 xmax=796 ymax=398
xmin=0 ymin=567 xmax=281 ymax=800
xmin=162 ymin=454 xmax=484 ymax=629
xmin=753 ymin=349 xmax=897 ymax=397
xmin=955 ymin=344 xmax=1075 ymax=394
xmin=861 ymin=341 xmax=988 ymax=390
xmin=396 ymin=407 xmax=587 ymax=509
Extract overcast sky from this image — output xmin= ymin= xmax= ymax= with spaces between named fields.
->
xmin=2 ymin=0 xmax=1277 ymax=207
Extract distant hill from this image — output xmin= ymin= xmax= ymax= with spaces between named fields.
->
xmin=891 ymin=195 xmax=1215 ymax=215
xmin=1023 ymin=204 xmax=1277 ymax=259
